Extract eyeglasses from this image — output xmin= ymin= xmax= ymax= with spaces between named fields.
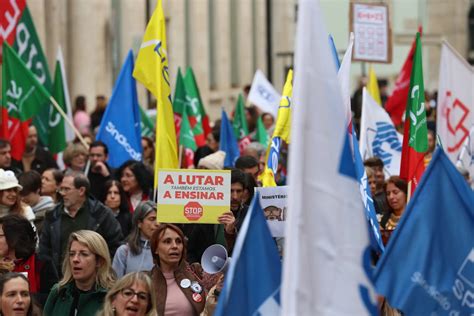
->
xmin=120 ymin=289 xmax=149 ymax=302
xmin=58 ymin=187 xmax=74 ymax=194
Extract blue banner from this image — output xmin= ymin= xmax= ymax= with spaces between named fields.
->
xmin=219 ymin=109 xmax=240 ymax=167
xmin=374 ymin=148 xmax=474 ymax=315
xmin=96 ymin=50 xmax=143 ymax=168
xmin=215 ymin=192 xmax=282 ymax=316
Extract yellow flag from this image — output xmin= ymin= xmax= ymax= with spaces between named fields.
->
xmin=272 ymin=70 xmax=293 ymax=143
xmin=260 ymin=69 xmax=293 ymax=187
xmin=133 ymin=0 xmax=178 ymax=190
xmin=367 ymin=65 xmax=382 ymax=106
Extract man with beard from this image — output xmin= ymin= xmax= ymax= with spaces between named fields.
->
xmin=87 ymin=141 xmax=113 ymax=199
xmin=11 ymin=125 xmax=57 ymax=174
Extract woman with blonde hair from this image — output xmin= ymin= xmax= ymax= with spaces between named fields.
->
xmin=97 ymin=272 xmax=157 ymax=316
xmin=63 ymin=142 xmax=88 ymax=172
xmin=44 ymin=230 xmax=116 ymax=316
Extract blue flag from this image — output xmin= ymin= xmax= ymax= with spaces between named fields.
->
xmin=215 ymin=192 xmax=282 ymax=316
xmin=96 ymin=50 xmax=142 ymax=168
xmin=328 ymin=34 xmax=340 ymax=70
xmin=374 ymin=148 xmax=474 ymax=315
xmin=219 ymin=109 xmax=240 ymax=167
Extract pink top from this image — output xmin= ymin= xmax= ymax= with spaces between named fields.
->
xmin=73 ymin=110 xmax=91 ymax=135
xmin=163 ymin=271 xmax=194 ymax=316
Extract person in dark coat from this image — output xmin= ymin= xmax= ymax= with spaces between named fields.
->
xmin=38 ymin=171 xmax=123 ymax=275
xmin=11 ymin=125 xmax=58 ymax=174
xmin=87 ymin=141 xmax=113 ymax=200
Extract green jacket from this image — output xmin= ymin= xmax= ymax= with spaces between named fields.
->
xmin=43 ymin=282 xmax=107 ymax=316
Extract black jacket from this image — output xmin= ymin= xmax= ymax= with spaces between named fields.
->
xmin=11 ymin=146 xmax=58 ymax=174
xmin=38 ymin=196 xmax=123 ymax=274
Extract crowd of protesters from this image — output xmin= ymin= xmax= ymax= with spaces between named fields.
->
xmin=0 ymin=85 xmax=471 ymax=316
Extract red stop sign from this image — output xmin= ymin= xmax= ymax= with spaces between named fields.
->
xmin=184 ymin=202 xmax=203 ymax=221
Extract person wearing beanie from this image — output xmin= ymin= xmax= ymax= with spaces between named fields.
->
xmin=197 ymin=151 xmax=226 ymax=170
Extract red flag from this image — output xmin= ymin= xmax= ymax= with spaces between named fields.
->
xmin=385 ymin=27 xmax=422 ymax=126
xmin=0 ymin=108 xmax=29 ymax=160
xmin=0 ymin=0 xmax=28 ymax=158
xmin=0 ymin=0 xmax=26 ymax=62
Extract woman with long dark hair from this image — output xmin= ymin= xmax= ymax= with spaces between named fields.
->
xmin=112 ymin=201 xmax=159 ymax=278
xmin=381 ymin=176 xmax=408 ymax=230
xmin=102 ymin=180 xmax=132 ymax=238
xmin=116 ymin=161 xmax=153 ymax=212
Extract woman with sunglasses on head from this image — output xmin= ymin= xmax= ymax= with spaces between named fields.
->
xmin=113 ymin=201 xmax=159 ymax=278
xmin=44 ymin=230 xmax=116 ymax=316
xmin=97 ymin=272 xmax=157 ymax=316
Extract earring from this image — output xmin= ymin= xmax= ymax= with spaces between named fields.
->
xmin=112 ymin=306 xmax=116 ymax=315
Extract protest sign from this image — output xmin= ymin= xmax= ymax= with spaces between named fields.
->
xmin=157 ymin=169 xmax=231 ymax=223
xmin=256 ymin=186 xmax=287 ymax=237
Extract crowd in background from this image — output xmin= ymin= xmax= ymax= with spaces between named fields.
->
xmin=0 ymin=78 xmax=471 ymax=316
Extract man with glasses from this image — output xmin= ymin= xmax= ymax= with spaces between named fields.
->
xmin=38 ymin=170 xmax=123 ymax=275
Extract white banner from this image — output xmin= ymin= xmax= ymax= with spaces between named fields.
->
xmin=282 ymin=1 xmax=377 ymax=315
xmin=248 ymin=69 xmax=281 ymax=118
xmin=360 ymin=88 xmax=403 ymax=176
xmin=257 ymin=186 xmax=287 ymax=237
xmin=437 ymin=41 xmax=474 ymax=174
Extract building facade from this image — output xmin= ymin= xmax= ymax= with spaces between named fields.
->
xmin=21 ymin=0 xmax=472 ymax=121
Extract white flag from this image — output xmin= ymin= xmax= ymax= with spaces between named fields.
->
xmin=338 ymin=32 xmax=354 ymax=124
xmin=359 ymin=88 xmax=403 ymax=176
xmin=282 ymin=1 xmax=377 ymax=315
xmin=456 ymin=127 xmax=474 ymax=186
xmin=437 ymin=41 xmax=474 ymax=168
xmin=248 ymin=69 xmax=281 ymax=118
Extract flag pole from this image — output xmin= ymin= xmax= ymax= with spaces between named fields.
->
xmin=48 ymin=96 xmax=89 ymax=149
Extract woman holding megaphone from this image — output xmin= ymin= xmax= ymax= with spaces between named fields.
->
xmin=150 ymin=224 xmax=205 ymax=315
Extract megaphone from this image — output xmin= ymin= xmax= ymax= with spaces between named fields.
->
xmin=201 ymin=244 xmax=231 ymax=274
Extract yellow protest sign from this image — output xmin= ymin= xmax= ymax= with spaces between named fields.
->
xmin=157 ymin=169 xmax=231 ymax=223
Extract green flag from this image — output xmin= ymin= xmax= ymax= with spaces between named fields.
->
xmin=184 ymin=67 xmax=212 ymax=137
xmin=49 ymin=59 xmax=68 ymax=153
xmin=407 ymin=34 xmax=428 ymax=153
xmin=172 ymin=68 xmax=187 ymax=115
xmin=179 ymin=110 xmax=197 ymax=151
xmin=232 ymin=94 xmax=249 ymax=140
xmin=2 ymin=42 xmax=51 ymax=121
xmin=255 ymin=116 xmax=270 ymax=147
xmin=173 ymin=68 xmax=206 ymax=146
xmin=139 ymin=105 xmax=155 ymax=138
xmin=400 ymin=32 xmax=428 ymax=197
xmin=12 ymin=6 xmax=56 ymax=146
